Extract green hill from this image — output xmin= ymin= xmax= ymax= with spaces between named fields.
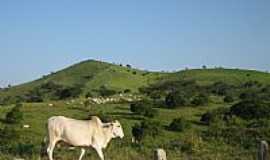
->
xmin=0 ymin=60 xmax=270 ymax=160
xmin=159 ymin=68 xmax=270 ymax=86
xmin=1 ymin=60 xmax=270 ymax=100
xmin=0 ymin=60 xmax=166 ymax=99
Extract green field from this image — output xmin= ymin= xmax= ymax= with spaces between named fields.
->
xmin=0 ymin=60 xmax=270 ymax=160
xmin=0 ymin=99 xmax=257 ymax=160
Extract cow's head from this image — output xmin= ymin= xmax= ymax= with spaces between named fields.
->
xmin=111 ymin=120 xmax=124 ymax=139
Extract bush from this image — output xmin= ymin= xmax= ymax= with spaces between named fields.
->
xmin=165 ymin=91 xmax=188 ymax=108
xmin=224 ymin=95 xmax=234 ymax=103
xmin=25 ymin=88 xmax=43 ymax=102
xmin=149 ymin=91 xmax=162 ymax=101
xmin=85 ymin=92 xmax=93 ymax=98
xmin=200 ymin=107 xmax=231 ymax=125
xmin=130 ymin=100 xmax=158 ymax=118
xmin=239 ymin=91 xmax=258 ymax=101
xmin=191 ymin=93 xmax=208 ymax=106
xmin=98 ymin=86 xmax=117 ymax=97
xmin=168 ymin=117 xmax=190 ymax=132
xmin=0 ymin=126 xmax=19 ymax=144
xmin=132 ymin=120 xmax=162 ymax=142
xmin=230 ymin=100 xmax=270 ymax=120
xmin=5 ymin=104 xmax=23 ymax=124
xmin=123 ymin=89 xmax=131 ymax=93
xmin=55 ymin=86 xmax=82 ymax=100
xmin=211 ymin=81 xmax=233 ymax=96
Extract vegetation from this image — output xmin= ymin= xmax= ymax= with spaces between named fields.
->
xmin=168 ymin=117 xmax=190 ymax=132
xmin=1 ymin=60 xmax=270 ymax=159
xmin=130 ymin=100 xmax=158 ymax=118
xmin=132 ymin=119 xmax=162 ymax=143
xmin=5 ymin=103 xmax=23 ymax=124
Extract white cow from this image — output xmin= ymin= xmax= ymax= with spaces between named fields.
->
xmin=46 ymin=116 xmax=124 ymax=160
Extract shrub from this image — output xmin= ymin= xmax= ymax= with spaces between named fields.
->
xmin=132 ymin=71 xmax=137 ymax=75
xmin=149 ymin=91 xmax=162 ymax=101
xmin=165 ymin=91 xmax=188 ymax=108
xmin=168 ymin=117 xmax=190 ymax=132
xmin=191 ymin=93 xmax=208 ymax=106
xmin=25 ymin=88 xmax=43 ymax=102
xmin=132 ymin=120 xmax=162 ymax=142
xmin=98 ymin=86 xmax=117 ymax=97
xmin=0 ymin=126 xmax=19 ymax=143
xmin=230 ymin=100 xmax=270 ymax=120
xmin=123 ymin=89 xmax=131 ymax=93
xmin=5 ymin=104 xmax=23 ymax=124
xmin=242 ymin=80 xmax=262 ymax=88
xmin=239 ymin=91 xmax=259 ymax=101
xmin=224 ymin=95 xmax=234 ymax=103
xmin=85 ymin=92 xmax=93 ymax=98
xmin=211 ymin=81 xmax=233 ymax=96
xmin=200 ymin=107 xmax=231 ymax=125
xmin=55 ymin=86 xmax=82 ymax=100
xmin=130 ymin=100 xmax=158 ymax=118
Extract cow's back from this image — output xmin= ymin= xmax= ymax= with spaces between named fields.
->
xmin=47 ymin=116 xmax=102 ymax=146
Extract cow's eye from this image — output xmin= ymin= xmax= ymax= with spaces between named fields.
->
xmin=117 ymin=125 xmax=120 ymax=127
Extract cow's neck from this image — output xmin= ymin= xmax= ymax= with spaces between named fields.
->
xmin=101 ymin=126 xmax=113 ymax=148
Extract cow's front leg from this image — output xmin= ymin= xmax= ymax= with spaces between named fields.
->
xmin=94 ymin=147 xmax=104 ymax=160
xmin=79 ymin=148 xmax=86 ymax=160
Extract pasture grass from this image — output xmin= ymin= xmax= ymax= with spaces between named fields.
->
xmin=0 ymin=98 xmax=258 ymax=160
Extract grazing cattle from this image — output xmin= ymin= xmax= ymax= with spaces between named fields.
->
xmin=23 ymin=124 xmax=30 ymax=128
xmin=154 ymin=148 xmax=167 ymax=160
xmin=46 ymin=116 xmax=124 ymax=160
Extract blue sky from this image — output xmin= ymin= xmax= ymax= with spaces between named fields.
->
xmin=0 ymin=0 xmax=269 ymax=87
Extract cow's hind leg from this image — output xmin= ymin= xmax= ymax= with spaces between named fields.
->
xmin=79 ymin=148 xmax=86 ymax=160
xmin=47 ymin=139 xmax=58 ymax=160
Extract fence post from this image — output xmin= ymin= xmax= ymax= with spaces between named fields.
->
xmin=258 ymin=140 xmax=269 ymax=160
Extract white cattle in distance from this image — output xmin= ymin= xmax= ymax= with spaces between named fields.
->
xmin=154 ymin=148 xmax=167 ymax=160
xmin=46 ymin=116 xmax=124 ymax=160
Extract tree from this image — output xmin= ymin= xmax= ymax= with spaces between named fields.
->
xmin=123 ymin=89 xmax=131 ymax=93
xmin=126 ymin=64 xmax=132 ymax=68
xmin=98 ymin=86 xmax=116 ymax=97
xmin=202 ymin=65 xmax=207 ymax=69
xmin=230 ymin=100 xmax=270 ymax=120
xmin=85 ymin=92 xmax=93 ymax=98
xmin=132 ymin=120 xmax=162 ymax=142
xmin=224 ymin=95 xmax=234 ymax=103
xmin=165 ymin=91 xmax=188 ymax=108
xmin=5 ymin=103 xmax=23 ymax=124
xmin=168 ymin=117 xmax=190 ymax=132
xmin=130 ymin=100 xmax=158 ymax=118
xmin=191 ymin=93 xmax=208 ymax=106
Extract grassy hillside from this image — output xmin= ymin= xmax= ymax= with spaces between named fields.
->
xmin=0 ymin=60 xmax=166 ymax=98
xmin=159 ymin=68 xmax=270 ymax=86
xmin=2 ymin=60 xmax=270 ymax=100
xmin=0 ymin=60 xmax=270 ymax=159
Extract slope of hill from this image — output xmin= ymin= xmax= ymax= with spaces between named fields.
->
xmin=158 ymin=68 xmax=270 ymax=86
xmin=1 ymin=60 xmax=270 ymax=100
xmin=0 ymin=60 xmax=166 ymax=98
